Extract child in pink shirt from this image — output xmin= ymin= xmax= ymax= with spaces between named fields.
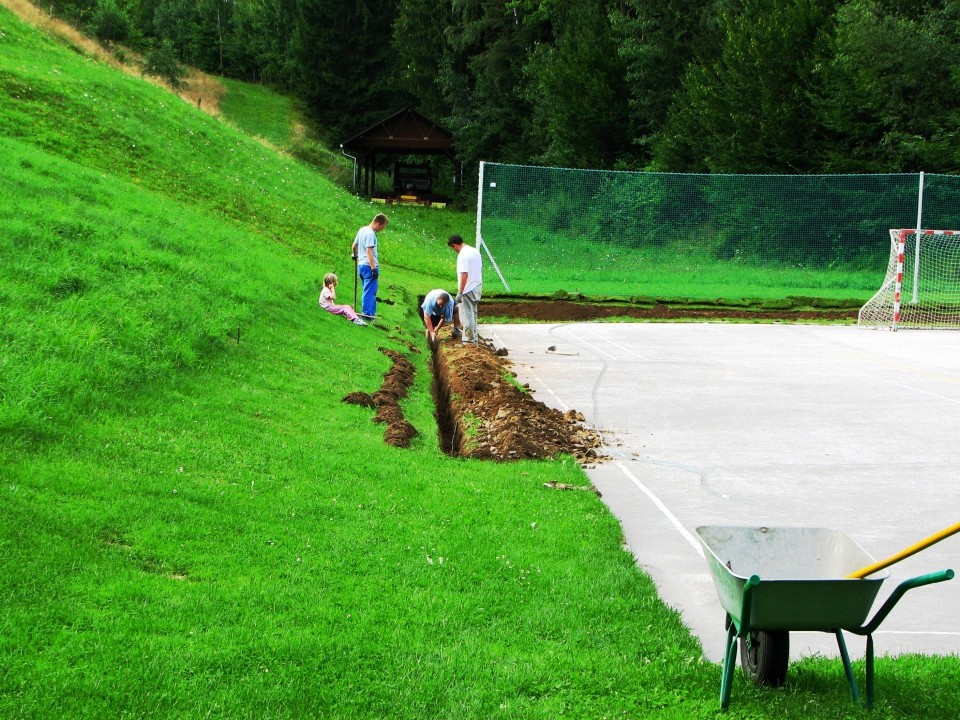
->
xmin=320 ymin=273 xmax=367 ymax=325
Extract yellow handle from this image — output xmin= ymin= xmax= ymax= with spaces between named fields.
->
xmin=846 ymin=521 xmax=960 ymax=579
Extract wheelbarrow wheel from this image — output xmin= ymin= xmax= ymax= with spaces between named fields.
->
xmin=740 ymin=630 xmax=789 ymax=687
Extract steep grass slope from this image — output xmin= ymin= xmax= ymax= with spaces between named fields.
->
xmin=0 ymin=1 xmax=466 ymax=435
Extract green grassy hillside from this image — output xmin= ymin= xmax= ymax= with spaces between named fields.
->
xmin=2 ymin=5 xmax=958 ymax=718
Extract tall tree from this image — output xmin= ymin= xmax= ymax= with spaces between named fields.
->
xmin=610 ymin=0 xmax=721 ymax=167
xmin=187 ymin=0 xmax=231 ymax=75
xmin=438 ymin=0 xmax=545 ymax=163
xmin=290 ymin=0 xmax=406 ymax=142
xmin=654 ymin=0 xmax=836 ymax=173
xmin=392 ymin=0 xmax=453 ymax=120
xmin=225 ymin=0 xmax=299 ymax=85
xmin=811 ymin=0 xmax=960 ymax=172
xmin=152 ymin=0 xmax=198 ymax=58
xmin=522 ymin=0 xmax=631 ymax=169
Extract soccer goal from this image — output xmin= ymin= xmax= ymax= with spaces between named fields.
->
xmin=858 ymin=229 xmax=960 ymax=329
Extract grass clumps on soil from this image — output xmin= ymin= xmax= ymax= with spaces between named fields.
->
xmin=346 ymin=347 xmax=420 ymax=448
xmin=481 ymin=299 xmax=860 ymax=323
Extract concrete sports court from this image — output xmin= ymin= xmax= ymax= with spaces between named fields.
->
xmin=484 ymin=322 xmax=960 ymax=663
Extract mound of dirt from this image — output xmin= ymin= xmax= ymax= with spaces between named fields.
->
xmin=343 ymin=348 xmax=418 ymax=448
xmin=434 ymin=339 xmax=603 ymax=462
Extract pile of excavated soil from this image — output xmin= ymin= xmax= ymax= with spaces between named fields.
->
xmin=433 ymin=337 xmax=603 ymax=462
xmin=343 ymin=348 xmax=419 ymax=448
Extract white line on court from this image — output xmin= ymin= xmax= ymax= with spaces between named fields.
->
xmin=555 ymin=325 xmax=651 ymax=361
xmin=838 ymin=368 xmax=960 ymax=405
xmin=548 ymin=326 xmax=620 ymax=360
xmin=486 ymin=327 xmax=579 ymax=413
xmin=505 ymin=324 xmax=705 ymax=558
xmin=705 ymin=324 xmax=960 ymax=403
xmin=614 ymin=460 xmax=705 ymax=559
xmin=521 ymin=325 xmax=706 ymax=555
xmin=529 ymin=372 xmax=569 ymax=412
xmin=838 ymin=350 xmax=960 ymax=383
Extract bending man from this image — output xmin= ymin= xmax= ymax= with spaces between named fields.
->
xmin=420 ymin=289 xmax=460 ymax=344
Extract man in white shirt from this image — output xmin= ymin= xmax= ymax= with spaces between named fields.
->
xmin=447 ymin=234 xmax=482 ymax=345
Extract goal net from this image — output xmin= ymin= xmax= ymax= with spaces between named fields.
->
xmin=858 ymin=229 xmax=960 ymax=329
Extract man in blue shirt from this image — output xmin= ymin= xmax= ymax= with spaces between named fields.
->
xmin=420 ymin=289 xmax=460 ymax=343
xmin=351 ymin=213 xmax=388 ymax=318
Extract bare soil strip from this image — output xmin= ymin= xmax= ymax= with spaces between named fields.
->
xmin=482 ymin=299 xmax=859 ymax=323
xmin=431 ymin=336 xmax=602 ymax=462
xmin=343 ymin=348 xmax=418 ymax=448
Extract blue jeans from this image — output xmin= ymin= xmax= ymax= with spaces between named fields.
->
xmin=358 ymin=265 xmax=379 ymax=317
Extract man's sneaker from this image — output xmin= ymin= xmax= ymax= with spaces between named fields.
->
xmin=353 ymin=318 xmax=368 ymax=326
xmin=451 ymin=327 xmax=462 ymax=340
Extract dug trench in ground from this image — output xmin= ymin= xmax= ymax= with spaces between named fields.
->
xmin=424 ymin=296 xmax=859 ymax=458
xmin=427 ymin=328 xmax=603 ymax=462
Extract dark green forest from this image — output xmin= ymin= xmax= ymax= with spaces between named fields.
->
xmin=62 ymin=0 xmax=960 ymax=174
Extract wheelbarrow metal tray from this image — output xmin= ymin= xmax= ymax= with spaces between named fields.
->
xmin=697 ymin=526 xmax=889 ymax=631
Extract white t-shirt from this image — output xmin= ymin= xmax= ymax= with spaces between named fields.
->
xmin=457 ymin=244 xmax=483 ymax=294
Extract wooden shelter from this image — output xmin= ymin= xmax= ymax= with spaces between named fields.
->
xmin=340 ymin=108 xmax=460 ymax=201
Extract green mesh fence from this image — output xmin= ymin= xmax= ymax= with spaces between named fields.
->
xmin=476 ymin=163 xmax=960 ymax=302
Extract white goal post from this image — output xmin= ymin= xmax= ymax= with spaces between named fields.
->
xmin=858 ymin=229 xmax=960 ymax=330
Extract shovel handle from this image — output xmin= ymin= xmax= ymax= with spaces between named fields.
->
xmin=846 ymin=521 xmax=960 ymax=579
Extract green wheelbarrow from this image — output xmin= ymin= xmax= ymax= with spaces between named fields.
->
xmin=696 ymin=525 xmax=954 ymax=710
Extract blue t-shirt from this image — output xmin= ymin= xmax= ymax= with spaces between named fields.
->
xmin=421 ymin=289 xmax=454 ymax=322
xmin=354 ymin=226 xmax=378 ymax=267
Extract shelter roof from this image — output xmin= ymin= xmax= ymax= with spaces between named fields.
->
xmin=341 ymin=108 xmax=455 ymax=156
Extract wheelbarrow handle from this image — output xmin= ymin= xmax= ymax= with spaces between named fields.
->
xmin=855 ymin=569 xmax=954 ymax=636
